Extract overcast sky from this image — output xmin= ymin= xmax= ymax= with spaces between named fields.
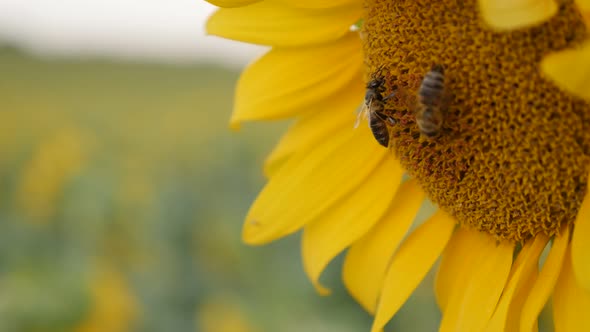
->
xmin=0 ymin=0 xmax=266 ymax=66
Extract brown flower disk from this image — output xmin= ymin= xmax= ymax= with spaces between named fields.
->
xmin=363 ymin=0 xmax=590 ymax=241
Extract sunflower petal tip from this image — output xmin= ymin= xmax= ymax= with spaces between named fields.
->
xmin=479 ymin=0 xmax=558 ymax=31
xmin=541 ymin=41 xmax=590 ymax=101
xmin=307 ymin=264 xmax=332 ymax=296
xmin=242 ymin=219 xmax=266 ymax=245
xmin=228 ymin=118 xmax=242 ymax=131
xmin=314 ymin=283 xmax=332 ymax=296
xmin=205 ymin=0 xmax=261 ymax=8
xmin=262 ymin=162 xmax=278 ymax=179
xmin=204 ymin=12 xmax=219 ymax=35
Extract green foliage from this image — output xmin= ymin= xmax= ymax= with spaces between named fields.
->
xmin=0 ymin=48 xmax=375 ymax=332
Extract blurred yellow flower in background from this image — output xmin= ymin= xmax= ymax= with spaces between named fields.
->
xmin=0 ymin=49 xmax=307 ymax=332
xmin=17 ymin=128 xmax=88 ymax=223
xmin=197 ymin=295 xmax=260 ymax=332
xmin=75 ymin=266 xmax=139 ymax=332
xmin=206 ymin=0 xmax=590 ymax=331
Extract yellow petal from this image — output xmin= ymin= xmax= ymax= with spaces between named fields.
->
xmin=263 ymin=74 xmax=364 ymax=177
xmin=342 ymin=179 xmax=425 ymax=313
xmin=435 ymin=227 xmax=490 ymax=313
xmin=242 ymin=123 xmax=387 ymax=245
xmin=231 ymin=33 xmax=362 ymax=128
xmin=302 ymin=156 xmax=403 ymax=295
xmin=275 ymin=0 xmax=360 ymax=8
xmin=485 ymin=235 xmax=548 ymax=332
xmin=507 ymin=268 xmax=539 ymax=332
xmin=553 ymin=244 xmax=590 ymax=331
xmin=572 ymin=185 xmax=590 ymax=291
xmin=578 ymin=0 xmax=590 ymax=10
xmin=370 ymin=210 xmax=455 ymax=332
xmin=206 ymin=2 xmax=362 ymax=47
xmin=576 ymin=0 xmax=590 ymax=25
xmin=542 ymin=40 xmax=590 ymax=101
xmin=439 ymin=237 xmax=514 ymax=332
xmin=205 ymin=0 xmax=261 ymax=7
xmin=479 ymin=0 xmax=558 ymax=30
xmin=520 ymin=226 xmax=570 ymax=332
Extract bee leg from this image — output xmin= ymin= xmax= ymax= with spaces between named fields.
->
xmin=375 ymin=111 xmax=396 ymax=125
xmin=382 ymin=92 xmax=396 ymax=101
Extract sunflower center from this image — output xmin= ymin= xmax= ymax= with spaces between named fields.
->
xmin=363 ymin=0 xmax=590 ymax=242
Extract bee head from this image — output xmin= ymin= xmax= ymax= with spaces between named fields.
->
xmin=366 ymin=78 xmax=383 ymax=90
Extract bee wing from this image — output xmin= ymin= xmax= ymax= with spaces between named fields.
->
xmin=354 ymin=98 xmax=372 ymax=129
xmin=354 ymin=106 xmax=367 ymax=129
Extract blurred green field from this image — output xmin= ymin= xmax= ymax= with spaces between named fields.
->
xmin=0 ymin=46 xmax=452 ymax=332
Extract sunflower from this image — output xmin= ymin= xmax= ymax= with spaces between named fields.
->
xmin=75 ymin=266 xmax=138 ymax=332
xmin=17 ymin=128 xmax=86 ymax=223
xmin=205 ymin=0 xmax=590 ymax=330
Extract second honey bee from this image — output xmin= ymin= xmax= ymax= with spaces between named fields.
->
xmin=416 ymin=64 xmax=445 ymax=137
xmin=356 ymin=78 xmax=395 ymax=147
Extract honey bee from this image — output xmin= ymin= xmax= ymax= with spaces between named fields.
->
xmin=355 ymin=78 xmax=395 ymax=147
xmin=416 ymin=64 xmax=445 ymax=137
